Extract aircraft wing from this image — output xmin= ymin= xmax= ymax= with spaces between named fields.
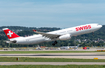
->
xmin=33 ymin=29 xmax=60 ymax=39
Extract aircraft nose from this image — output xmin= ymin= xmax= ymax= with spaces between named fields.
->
xmin=98 ymin=25 xmax=102 ymax=28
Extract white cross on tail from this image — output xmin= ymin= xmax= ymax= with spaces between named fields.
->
xmin=7 ymin=31 xmax=13 ymax=37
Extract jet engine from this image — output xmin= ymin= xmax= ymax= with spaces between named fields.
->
xmin=59 ymin=34 xmax=71 ymax=40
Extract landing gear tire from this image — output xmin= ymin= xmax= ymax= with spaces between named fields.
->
xmin=52 ymin=43 xmax=55 ymax=46
xmin=52 ymin=41 xmax=58 ymax=46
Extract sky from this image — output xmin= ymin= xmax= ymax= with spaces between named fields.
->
xmin=0 ymin=0 xmax=105 ymax=28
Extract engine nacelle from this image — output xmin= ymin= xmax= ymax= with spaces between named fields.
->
xmin=59 ymin=34 xmax=71 ymax=40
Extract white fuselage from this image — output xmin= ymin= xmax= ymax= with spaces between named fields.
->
xmin=10 ymin=24 xmax=102 ymax=44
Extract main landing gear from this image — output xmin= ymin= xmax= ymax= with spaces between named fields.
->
xmin=52 ymin=41 xmax=58 ymax=46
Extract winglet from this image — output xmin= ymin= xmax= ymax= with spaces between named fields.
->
xmin=33 ymin=29 xmax=37 ymax=32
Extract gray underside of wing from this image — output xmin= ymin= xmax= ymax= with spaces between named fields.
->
xmin=35 ymin=31 xmax=60 ymax=39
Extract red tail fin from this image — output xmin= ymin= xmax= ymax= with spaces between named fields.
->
xmin=3 ymin=28 xmax=20 ymax=39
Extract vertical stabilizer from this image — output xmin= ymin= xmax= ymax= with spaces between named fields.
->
xmin=3 ymin=28 xmax=20 ymax=39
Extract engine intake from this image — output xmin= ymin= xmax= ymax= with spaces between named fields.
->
xmin=59 ymin=34 xmax=71 ymax=40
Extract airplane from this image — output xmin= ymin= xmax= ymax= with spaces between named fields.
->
xmin=3 ymin=23 xmax=102 ymax=46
